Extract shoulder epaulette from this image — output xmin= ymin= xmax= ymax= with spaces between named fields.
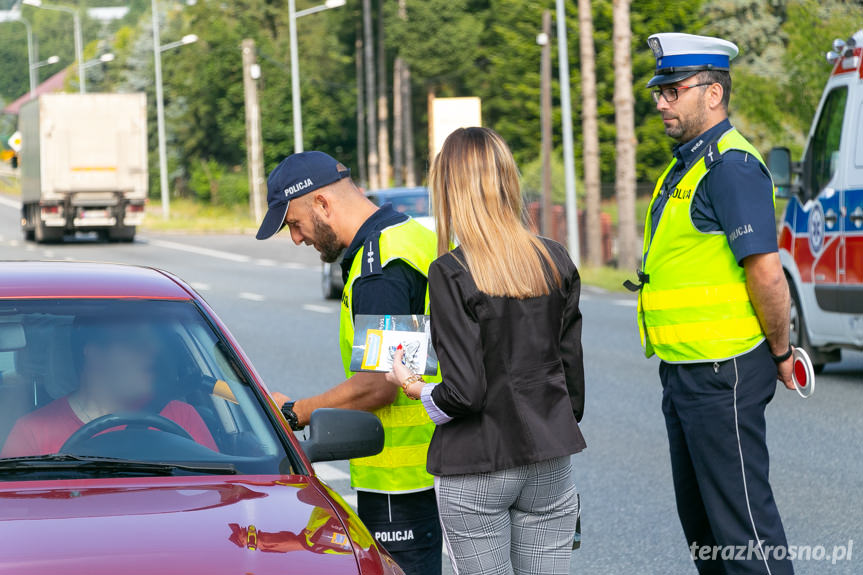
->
xmin=360 ymin=232 xmax=383 ymax=277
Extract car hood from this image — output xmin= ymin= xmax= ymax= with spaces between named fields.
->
xmin=0 ymin=475 xmax=396 ymax=575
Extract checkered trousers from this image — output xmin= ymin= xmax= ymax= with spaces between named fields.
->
xmin=435 ymin=456 xmax=578 ymax=575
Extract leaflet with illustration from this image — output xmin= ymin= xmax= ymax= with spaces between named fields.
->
xmin=350 ymin=314 xmax=438 ymax=375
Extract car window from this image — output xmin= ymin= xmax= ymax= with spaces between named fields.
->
xmin=808 ymin=86 xmax=848 ymax=195
xmin=0 ymin=299 xmax=296 ymax=479
xmin=368 ymin=190 xmax=430 ymax=218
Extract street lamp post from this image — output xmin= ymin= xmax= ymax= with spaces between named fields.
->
xmin=32 ymin=55 xmax=60 ymax=69
xmin=151 ymin=0 xmax=169 ymax=218
xmin=82 ymin=52 xmax=114 ymax=70
xmin=555 ymin=0 xmax=580 ymax=266
xmin=22 ymin=0 xmax=85 ymax=94
xmin=151 ymin=0 xmax=198 ymax=220
xmin=288 ymin=0 xmax=345 ymax=154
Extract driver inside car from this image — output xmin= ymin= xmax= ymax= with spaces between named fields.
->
xmin=1 ymin=318 xmax=217 ymax=457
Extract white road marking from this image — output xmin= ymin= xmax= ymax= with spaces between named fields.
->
xmin=239 ymin=291 xmax=266 ymax=302
xmin=190 ymin=282 xmax=211 ymax=292
xmin=342 ymin=494 xmax=357 ymax=509
xmin=9 ymin=240 xmax=19 ymax=247
xmin=613 ymin=299 xmax=638 ymax=307
xmin=145 ymin=237 xmax=317 ymax=270
xmin=314 ymin=462 xmax=351 ymax=482
xmin=147 ymin=238 xmax=252 ymax=263
xmin=23 ymin=244 xmax=35 ymax=251
xmin=283 ymin=262 xmax=313 ymax=270
xmin=0 ymin=195 xmax=21 ymax=209
xmin=303 ymin=304 xmax=336 ymax=314
xmin=42 ymin=250 xmax=55 ymax=258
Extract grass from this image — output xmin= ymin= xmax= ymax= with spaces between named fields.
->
xmin=0 ymin=174 xmax=21 ymax=196
xmin=141 ymin=198 xmax=258 ymax=234
xmin=600 ymin=196 xmax=652 ymax=227
xmin=580 ymin=266 xmax=636 ymax=293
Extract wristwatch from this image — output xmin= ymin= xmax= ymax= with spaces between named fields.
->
xmin=281 ymin=401 xmax=305 ymax=431
xmin=770 ymin=344 xmax=793 ymax=364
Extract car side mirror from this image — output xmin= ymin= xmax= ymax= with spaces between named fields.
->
xmin=767 ymin=147 xmax=793 ymax=198
xmin=300 ymin=408 xmax=384 ymax=463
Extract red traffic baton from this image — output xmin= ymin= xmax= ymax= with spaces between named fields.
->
xmin=791 ymin=347 xmax=815 ymax=398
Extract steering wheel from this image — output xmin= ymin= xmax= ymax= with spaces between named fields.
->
xmin=60 ymin=412 xmax=193 ymax=453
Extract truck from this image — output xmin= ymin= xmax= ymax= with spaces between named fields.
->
xmin=768 ymin=30 xmax=863 ymax=372
xmin=18 ymin=93 xmax=148 ymax=243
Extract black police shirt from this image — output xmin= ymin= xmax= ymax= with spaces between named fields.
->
xmin=340 ymin=203 xmax=428 ymax=319
xmin=649 ymin=118 xmax=778 ymax=265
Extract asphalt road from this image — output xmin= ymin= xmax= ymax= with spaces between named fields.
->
xmin=0 ymin=196 xmax=861 ymax=574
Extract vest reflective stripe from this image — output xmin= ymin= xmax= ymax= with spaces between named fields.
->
xmin=339 ymin=218 xmax=439 ymax=493
xmin=377 ymin=403 xmax=437 ymax=429
xmin=641 ymin=282 xmax=752 ymax=311
xmin=647 ymin=316 xmax=763 ymax=346
xmin=638 ymin=128 xmax=770 ymax=363
xmin=352 ymin=443 xmax=430 ymax=469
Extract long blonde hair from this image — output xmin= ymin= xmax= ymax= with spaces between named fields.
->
xmin=429 ymin=127 xmax=561 ymax=298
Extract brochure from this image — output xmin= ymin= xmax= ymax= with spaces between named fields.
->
xmin=350 ymin=314 xmax=438 ymax=375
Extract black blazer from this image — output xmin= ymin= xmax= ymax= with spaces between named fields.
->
xmin=427 ymin=238 xmax=586 ymax=476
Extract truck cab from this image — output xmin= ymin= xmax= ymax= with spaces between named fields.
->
xmin=769 ymin=30 xmax=863 ymax=371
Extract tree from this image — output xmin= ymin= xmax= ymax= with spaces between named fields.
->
xmin=386 ymin=0 xmax=483 ymax=164
xmin=363 ymin=0 xmax=379 ymax=189
xmin=613 ymin=0 xmax=638 ymax=271
xmin=375 ymin=0 xmax=390 ymax=187
xmin=577 ymin=0 xmax=602 ymax=267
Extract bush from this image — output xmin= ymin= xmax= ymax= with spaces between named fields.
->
xmin=188 ymin=160 xmax=248 ymax=205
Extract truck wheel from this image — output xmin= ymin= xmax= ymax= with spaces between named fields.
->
xmin=788 ymin=276 xmax=833 ymax=374
xmin=34 ymin=219 xmax=64 ymax=244
xmin=22 ymin=204 xmax=35 ymax=241
xmin=107 ymin=226 xmax=135 ymax=243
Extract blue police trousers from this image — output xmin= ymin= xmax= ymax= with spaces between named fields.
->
xmin=660 ymin=341 xmax=793 ymax=575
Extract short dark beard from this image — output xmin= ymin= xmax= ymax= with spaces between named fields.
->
xmin=665 ymin=91 xmax=708 ymax=142
xmin=312 ymin=213 xmax=343 ymax=263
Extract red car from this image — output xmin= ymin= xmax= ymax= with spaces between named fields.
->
xmin=0 ymin=261 xmax=401 ymax=575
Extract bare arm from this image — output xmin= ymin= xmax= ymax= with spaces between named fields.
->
xmin=272 ymin=372 xmax=398 ymax=426
xmin=743 ymin=252 xmax=794 ymax=389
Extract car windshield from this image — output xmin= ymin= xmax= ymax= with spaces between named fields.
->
xmin=369 ymin=190 xmax=430 ymax=218
xmin=0 ymin=299 xmax=295 ymax=479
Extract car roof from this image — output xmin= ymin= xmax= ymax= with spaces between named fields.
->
xmin=0 ymin=261 xmax=193 ymax=299
xmin=366 ymin=186 xmax=428 ymax=199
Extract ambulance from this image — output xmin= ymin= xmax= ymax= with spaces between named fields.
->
xmin=767 ymin=30 xmax=863 ymax=372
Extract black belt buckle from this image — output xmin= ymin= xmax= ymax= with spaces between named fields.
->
xmin=623 ymin=270 xmax=649 ymax=293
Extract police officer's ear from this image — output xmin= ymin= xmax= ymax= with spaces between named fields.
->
xmin=312 ymin=190 xmax=333 ymax=219
xmin=706 ymin=82 xmax=725 ymax=111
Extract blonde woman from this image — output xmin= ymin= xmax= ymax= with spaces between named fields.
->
xmin=386 ymin=127 xmax=586 ymax=575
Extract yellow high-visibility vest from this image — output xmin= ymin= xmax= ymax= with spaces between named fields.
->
xmin=339 ymin=218 xmax=439 ymax=493
xmin=638 ymin=128 xmax=771 ymax=363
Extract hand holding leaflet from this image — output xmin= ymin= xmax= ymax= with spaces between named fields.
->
xmin=350 ymin=314 xmax=438 ymax=376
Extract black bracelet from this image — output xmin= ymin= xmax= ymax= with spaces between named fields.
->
xmin=770 ymin=344 xmax=793 ymax=364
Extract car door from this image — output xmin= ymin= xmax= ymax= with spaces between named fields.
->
xmin=802 ymin=85 xmax=847 ymax=317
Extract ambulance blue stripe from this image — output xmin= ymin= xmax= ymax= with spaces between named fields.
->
xmin=784 ymin=189 xmax=863 ymax=234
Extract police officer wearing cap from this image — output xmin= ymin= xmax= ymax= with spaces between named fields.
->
xmin=256 ymin=151 xmax=441 ymax=575
xmin=632 ymin=33 xmax=796 ymax=574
